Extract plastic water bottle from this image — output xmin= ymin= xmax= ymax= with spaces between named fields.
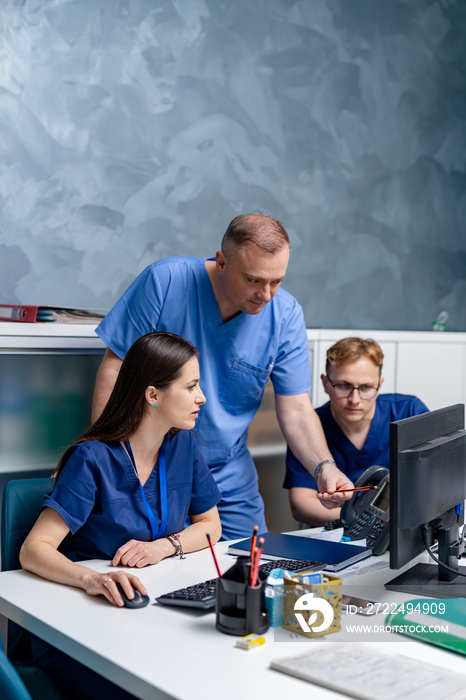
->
xmin=432 ymin=311 xmax=448 ymax=332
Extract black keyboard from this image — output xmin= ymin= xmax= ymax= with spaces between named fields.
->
xmin=155 ymin=558 xmax=326 ymax=610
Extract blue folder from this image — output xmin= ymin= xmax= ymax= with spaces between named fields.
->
xmin=228 ymin=532 xmax=372 ymax=571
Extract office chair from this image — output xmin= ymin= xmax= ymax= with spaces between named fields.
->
xmin=1 ymin=477 xmax=54 ymax=572
xmin=0 ymin=631 xmax=33 ymax=700
xmin=0 ymin=629 xmax=63 ymax=700
xmin=1 ymin=478 xmax=62 ymax=699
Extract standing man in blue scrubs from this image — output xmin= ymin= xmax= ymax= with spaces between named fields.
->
xmin=284 ymin=337 xmax=429 ymax=526
xmin=92 ymin=213 xmax=353 ymax=539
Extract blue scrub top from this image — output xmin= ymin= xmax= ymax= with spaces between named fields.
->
xmin=43 ymin=430 xmax=221 ymax=561
xmin=284 ymin=393 xmax=429 ymax=490
xmin=96 ymin=256 xmax=311 ymax=496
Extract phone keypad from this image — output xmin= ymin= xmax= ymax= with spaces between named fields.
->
xmin=347 ymin=511 xmax=375 ymax=538
xmin=366 ymin=519 xmax=386 ymax=547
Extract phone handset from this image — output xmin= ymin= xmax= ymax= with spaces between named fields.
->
xmin=339 ymin=465 xmax=391 ymax=556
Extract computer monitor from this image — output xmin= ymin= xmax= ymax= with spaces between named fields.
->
xmin=385 ymin=403 xmax=466 ymax=598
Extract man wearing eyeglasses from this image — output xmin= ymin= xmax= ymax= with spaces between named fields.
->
xmin=284 ymin=337 xmax=428 ymax=526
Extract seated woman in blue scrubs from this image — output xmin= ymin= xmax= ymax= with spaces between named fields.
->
xmin=284 ymin=337 xmax=428 ymax=526
xmin=20 ymin=331 xmax=221 ymax=699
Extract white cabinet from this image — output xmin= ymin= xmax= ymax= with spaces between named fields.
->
xmin=307 ymin=329 xmax=466 ymax=412
xmin=395 ymin=341 xmax=466 ymax=410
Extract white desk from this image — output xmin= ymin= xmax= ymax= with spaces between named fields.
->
xmin=1 ymin=540 xmax=466 ymax=700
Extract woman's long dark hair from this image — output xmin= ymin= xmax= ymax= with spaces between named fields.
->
xmin=55 ymin=332 xmax=199 ymax=479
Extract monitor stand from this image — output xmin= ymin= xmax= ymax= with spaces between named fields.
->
xmin=385 ymin=562 xmax=466 ymax=599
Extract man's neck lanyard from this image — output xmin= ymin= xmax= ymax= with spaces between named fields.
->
xmin=124 ymin=440 xmax=167 ymax=540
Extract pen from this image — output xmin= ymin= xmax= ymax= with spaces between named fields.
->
xmin=206 ymin=532 xmax=222 ymax=578
xmin=318 ymin=485 xmax=378 ymax=494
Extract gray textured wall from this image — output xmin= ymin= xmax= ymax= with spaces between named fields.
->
xmin=1 ymin=0 xmax=465 ymax=331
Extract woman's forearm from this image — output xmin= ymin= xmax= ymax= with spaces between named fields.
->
xmin=20 ymin=539 xmax=95 ymax=590
xmin=175 ymin=510 xmax=222 ymax=555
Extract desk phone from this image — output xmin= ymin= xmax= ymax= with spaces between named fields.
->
xmin=341 ymin=465 xmax=390 ymax=555
xmin=326 ymin=465 xmax=390 ymax=556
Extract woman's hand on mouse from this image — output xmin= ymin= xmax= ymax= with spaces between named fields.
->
xmin=82 ymin=571 xmax=147 ymax=606
xmin=111 ymin=537 xmax=175 ymax=568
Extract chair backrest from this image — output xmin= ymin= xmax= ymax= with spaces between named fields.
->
xmin=0 ymin=633 xmax=33 ymax=700
xmin=0 ymin=479 xmax=65 ymax=698
xmin=1 ymin=478 xmax=54 ymax=572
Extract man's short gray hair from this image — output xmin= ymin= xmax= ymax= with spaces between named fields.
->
xmin=221 ymin=213 xmax=290 ymax=258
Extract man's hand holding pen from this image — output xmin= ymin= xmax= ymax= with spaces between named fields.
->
xmin=318 ymin=485 xmax=377 ymax=495
xmin=315 ymin=461 xmax=354 ymax=509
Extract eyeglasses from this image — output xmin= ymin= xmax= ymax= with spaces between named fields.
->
xmin=326 ymin=376 xmax=380 ymax=400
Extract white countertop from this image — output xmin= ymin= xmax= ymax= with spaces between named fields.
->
xmin=1 ymin=537 xmax=466 ymax=700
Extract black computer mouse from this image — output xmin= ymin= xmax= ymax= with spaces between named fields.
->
xmin=116 ymin=583 xmax=150 ymax=609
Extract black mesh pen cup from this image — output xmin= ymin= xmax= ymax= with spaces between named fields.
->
xmin=215 ymin=556 xmax=269 ymax=636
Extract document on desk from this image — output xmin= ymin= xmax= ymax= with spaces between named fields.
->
xmin=308 ymin=526 xmax=365 ymax=545
xmin=270 ymin=642 xmax=466 ymax=700
xmin=307 ymin=527 xmax=388 ymax=579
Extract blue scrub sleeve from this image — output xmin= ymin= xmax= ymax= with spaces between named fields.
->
xmin=270 ymin=300 xmax=311 ymax=396
xmin=96 ymin=264 xmax=165 ymax=359
xmin=43 ymin=444 xmax=99 ymax=534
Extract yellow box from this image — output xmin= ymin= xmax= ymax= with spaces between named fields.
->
xmin=282 ymin=573 xmax=342 ymax=637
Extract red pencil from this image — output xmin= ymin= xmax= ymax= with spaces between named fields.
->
xmin=318 ymin=485 xmax=377 ymax=495
xmin=337 ymin=485 xmax=377 ymax=494
xmin=206 ymin=532 xmax=222 ymax=578
xmin=251 ymin=537 xmax=265 ymax=587
xmin=250 ymin=525 xmax=259 ymax=559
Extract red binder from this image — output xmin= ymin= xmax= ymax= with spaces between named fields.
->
xmin=0 ymin=304 xmax=44 ymax=322
xmin=0 ymin=304 xmax=105 ymax=323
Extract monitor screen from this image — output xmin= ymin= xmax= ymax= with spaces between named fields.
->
xmin=386 ymin=403 xmax=466 ymax=598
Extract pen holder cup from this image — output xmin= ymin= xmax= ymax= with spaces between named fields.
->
xmin=216 ymin=557 xmax=269 ymax=636
xmin=282 ymin=573 xmax=342 ymax=638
